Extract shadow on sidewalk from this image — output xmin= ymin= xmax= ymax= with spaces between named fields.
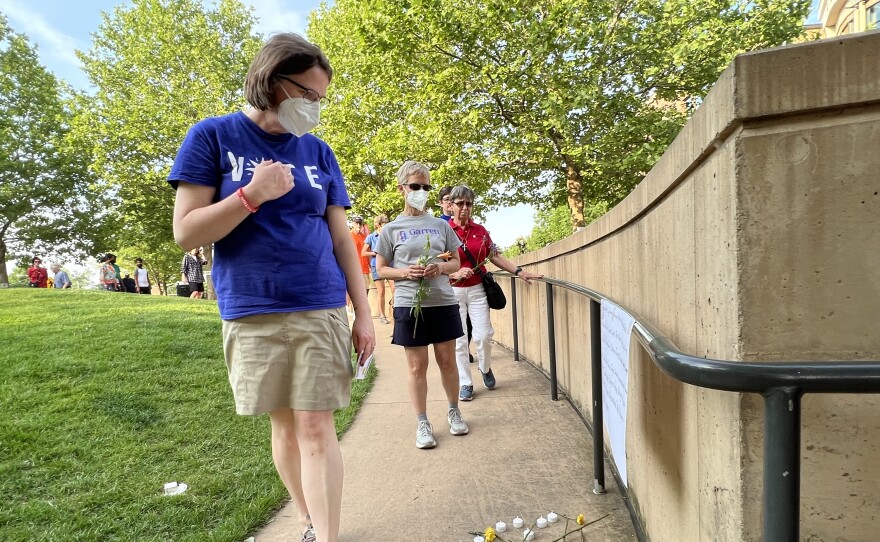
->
xmin=253 ymin=326 xmax=637 ymax=541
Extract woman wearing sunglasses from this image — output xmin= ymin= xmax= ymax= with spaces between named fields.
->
xmin=375 ymin=160 xmax=470 ymax=449
xmin=447 ymin=185 xmax=543 ymax=401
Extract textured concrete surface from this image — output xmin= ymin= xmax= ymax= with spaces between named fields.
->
xmin=251 ymin=323 xmax=637 ymax=542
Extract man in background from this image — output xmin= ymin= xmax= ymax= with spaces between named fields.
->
xmin=51 ymin=263 xmax=72 ymax=289
xmin=437 ymin=186 xmax=453 ymax=221
xmin=121 ymin=274 xmax=137 ymax=293
xmin=180 ymin=247 xmax=206 ymax=299
xmin=133 ymin=258 xmax=151 ymax=295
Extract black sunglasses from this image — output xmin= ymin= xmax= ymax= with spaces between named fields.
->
xmin=453 ymin=200 xmax=474 ymax=208
xmin=405 ymin=183 xmax=432 ymax=191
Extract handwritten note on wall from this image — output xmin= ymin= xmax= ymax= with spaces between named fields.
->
xmin=601 ymin=299 xmax=636 ymax=487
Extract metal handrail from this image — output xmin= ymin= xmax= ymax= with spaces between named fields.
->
xmin=498 ymin=273 xmax=880 ymax=542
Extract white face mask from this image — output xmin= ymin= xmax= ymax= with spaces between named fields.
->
xmin=277 ymin=89 xmax=320 ymax=137
xmin=406 ymin=189 xmax=430 ymax=211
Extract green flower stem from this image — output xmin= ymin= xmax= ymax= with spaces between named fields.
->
xmin=409 ymin=234 xmax=433 ymax=337
xmin=547 ymin=513 xmax=609 ymax=542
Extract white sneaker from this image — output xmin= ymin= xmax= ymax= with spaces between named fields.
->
xmin=448 ymin=408 xmax=469 ymax=435
xmin=416 ymin=420 xmax=436 ymax=449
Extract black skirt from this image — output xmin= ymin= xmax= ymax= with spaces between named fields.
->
xmin=391 ymin=304 xmax=464 ymax=347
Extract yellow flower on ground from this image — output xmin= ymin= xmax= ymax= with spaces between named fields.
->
xmin=484 ymin=526 xmax=496 ymax=541
xmin=576 ymin=514 xmax=585 ymax=525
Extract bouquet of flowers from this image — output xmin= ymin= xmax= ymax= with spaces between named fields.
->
xmin=410 ymin=234 xmax=453 ymax=337
xmin=453 ymin=236 xmax=495 ymax=285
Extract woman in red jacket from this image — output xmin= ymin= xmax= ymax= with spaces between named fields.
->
xmin=27 ymin=257 xmax=48 ymax=288
xmin=447 ymin=186 xmax=543 ymax=401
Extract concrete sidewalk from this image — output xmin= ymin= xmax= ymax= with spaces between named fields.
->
xmin=253 ymin=323 xmax=637 ymax=542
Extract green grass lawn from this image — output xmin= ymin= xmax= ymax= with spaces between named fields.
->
xmin=0 ymin=289 xmax=376 ymax=542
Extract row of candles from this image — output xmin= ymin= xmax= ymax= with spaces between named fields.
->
xmin=473 ymin=512 xmax=560 ymax=542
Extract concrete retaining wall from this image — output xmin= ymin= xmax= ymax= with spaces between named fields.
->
xmin=492 ymin=30 xmax=880 ymax=541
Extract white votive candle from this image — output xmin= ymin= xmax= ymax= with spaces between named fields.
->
xmin=512 ymin=516 xmax=524 ymax=528
xmin=547 ymin=511 xmax=559 ymax=523
xmin=495 ymin=521 xmax=507 ymax=533
xmin=536 ymin=517 xmax=548 ymax=528
xmin=474 ymin=537 xmax=485 ymax=542
xmin=523 ymin=528 xmax=535 ymax=540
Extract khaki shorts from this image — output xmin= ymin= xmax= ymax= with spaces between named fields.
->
xmin=222 ymin=308 xmax=353 ymax=415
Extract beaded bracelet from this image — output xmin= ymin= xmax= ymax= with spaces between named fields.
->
xmin=236 ymin=187 xmax=259 ymax=213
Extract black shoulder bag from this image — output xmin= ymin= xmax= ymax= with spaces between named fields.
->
xmin=461 ymin=245 xmax=507 ymax=310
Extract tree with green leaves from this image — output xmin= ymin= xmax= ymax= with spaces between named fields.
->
xmin=503 ymin=201 xmax=609 ymax=256
xmin=75 ymin=0 xmax=263 ymax=258
xmin=310 ymin=0 xmax=810 ymax=227
xmin=0 ymin=15 xmax=108 ymax=286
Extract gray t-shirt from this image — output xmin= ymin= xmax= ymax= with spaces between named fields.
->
xmin=377 ymin=214 xmax=461 ymax=308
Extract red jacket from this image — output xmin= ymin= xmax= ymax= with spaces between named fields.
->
xmin=28 ymin=266 xmax=48 ymax=287
xmin=450 ymin=221 xmax=494 ymax=288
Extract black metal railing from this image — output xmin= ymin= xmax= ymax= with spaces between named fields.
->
xmin=501 ymin=273 xmax=880 ymax=542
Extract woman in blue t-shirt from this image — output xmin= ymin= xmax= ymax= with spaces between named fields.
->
xmin=169 ymin=34 xmax=374 ymax=542
xmin=361 ymin=214 xmax=393 ymax=324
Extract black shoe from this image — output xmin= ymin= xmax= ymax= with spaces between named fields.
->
xmin=481 ymin=369 xmax=496 ymax=389
xmin=469 ymin=353 xmax=475 ymax=364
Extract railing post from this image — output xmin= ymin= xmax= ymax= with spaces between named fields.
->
xmin=546 ymin=282 xmax=558 ymax=401
xmin=511 ymin=276 xmax=519 ymax=361
xmin=590 ymin=299 xmax=606 ymax=494
xmin=763 ymin=387 xmax=801 ymax=542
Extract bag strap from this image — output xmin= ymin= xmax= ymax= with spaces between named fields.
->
xmin=459 ymin=243 xmax=487 ymax=279
xmin=454 ymin=226 xmax=491 ymax=278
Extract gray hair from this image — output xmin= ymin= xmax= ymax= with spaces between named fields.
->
xmin=395 ymin=160 xmax=431 ymax=185
xmin=449 ymin=185 xmax=476 ymax=203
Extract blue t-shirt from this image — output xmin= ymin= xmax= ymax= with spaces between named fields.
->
xmin=167 ymin=112 xmax=351 ymax=320
xmin=364 ymin=231 xmax=380 ymax=268
xmin=53 ymin=271 xmax=70 ymax=288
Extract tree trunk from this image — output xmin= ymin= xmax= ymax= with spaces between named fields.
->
xmin=0 ymin=237 xmax=8 ymax=287
xmin=203 ymin=243 xmax=214 ymax=300
xmin=566 ymin=163 xmax=586 ymax=228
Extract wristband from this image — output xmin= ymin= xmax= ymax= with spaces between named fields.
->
xmin=236 ymin=187 xmax=259 ymax=213
xmin=515 ymin=266 xmax=523 ymax=276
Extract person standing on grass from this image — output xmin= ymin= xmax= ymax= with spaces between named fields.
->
xmin=375 ymin=160 xmax=469 ymax=450
xmin=51 ymin=264 xmax=71 ymax=289
xmin=27 ymin=257 xmax=48 ymax=288
xmin=98 ymin=254 xmax=117 ymax=291
xmin=108 ymin=254 xmax=123 ymax=292
xmin=169 ymin=33 xmax=375 ymax=542
xmin=180 ymin=247 xmax=206 ymax=299
xmin=134 ymin=258 xmax=151 ymax=295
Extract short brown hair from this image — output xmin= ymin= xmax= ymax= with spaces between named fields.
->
xmin=244 ymin=33 xmax=333 ymax=111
